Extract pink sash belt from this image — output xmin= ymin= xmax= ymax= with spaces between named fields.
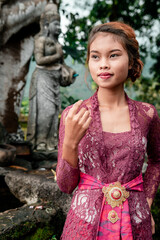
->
xmin=78 ymin=172 xmax=144 ymax=240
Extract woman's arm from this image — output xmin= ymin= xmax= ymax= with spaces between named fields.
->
xmin=56 ymin=100 xmax=92 ymax=194
xmin=143 ymin=107 xmax=160 ymax=233
xmin=143 ymin=107 xmax=160 ymax=202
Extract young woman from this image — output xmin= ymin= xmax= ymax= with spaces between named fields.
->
xmin=56 ymin=22 xmax=160 ymax=239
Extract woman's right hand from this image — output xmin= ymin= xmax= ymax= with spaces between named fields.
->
xmin=146 ymin=198 xmax=155 ymax=235
xmin=62 ymin=100 xmax=92 ymax=167
xmin=151 ymin=213 xmax=155 ymax=235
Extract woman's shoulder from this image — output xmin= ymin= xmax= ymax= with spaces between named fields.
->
xmin=61 ymin=104 xmax=73 ymax=117
xmin=130 ymin=98 xmax=159 ymax=120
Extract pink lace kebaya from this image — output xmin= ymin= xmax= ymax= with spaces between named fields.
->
xmin=56 ymin=21 xmax=160 ymax=240
xmin=57 ymin=91 xmax=160 ymax=240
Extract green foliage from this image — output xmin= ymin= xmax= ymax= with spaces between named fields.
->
xmin=24 ymin=225 xmax=56 ymax=240
xmin=60 ymin=88 xmax=80 ymax=110
xmin=132 ymin=77 xmax=160 ymax=114
xmin=60 ymin=0 xmax=160 ymax=106
xmin=61 ymin=0 xmax=159 ymax=61
xmin=125 ymin=75 xmax=160 ymax=116
xmin=0 ymin=222 xmax=37 ymax=240
xmin=20 ymin=97 xmax=29 ymax=116
xmin=50 ymin=235 xmax=57 ymax=240
xmin=152 ymin=187 xmax=160 ymax=239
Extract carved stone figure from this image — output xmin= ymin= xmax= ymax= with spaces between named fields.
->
xmin=0 ymin=0 xmax=48 ymax=137
xmin=27 ymin=2 xmax=76 ymax=151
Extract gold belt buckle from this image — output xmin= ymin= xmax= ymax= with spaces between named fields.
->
xmin=102 ymin=182 xmax=130 ymax=223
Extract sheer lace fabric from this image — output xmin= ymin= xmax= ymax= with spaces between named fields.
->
xmin=56 ymin=91 xmax=160 ymax=240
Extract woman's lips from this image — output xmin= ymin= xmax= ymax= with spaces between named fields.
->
xmin=98 ymin=72 xmax=113 ymax=79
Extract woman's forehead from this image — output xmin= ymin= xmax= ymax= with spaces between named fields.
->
xmin=90 ymin=32 xmax=125 ymax=50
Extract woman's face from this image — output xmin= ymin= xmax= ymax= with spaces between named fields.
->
xmin=48 ymin=20 xmax=61 ymax=36
xmin=88 ymin=32 xmax=131 ymax=90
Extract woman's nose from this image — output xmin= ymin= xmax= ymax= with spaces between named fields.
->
xmin=100 ymin=58 xmax=110 ymax=69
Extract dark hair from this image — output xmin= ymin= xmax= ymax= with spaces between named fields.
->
xmin=86 ymin=22 xmax=143 ymax=82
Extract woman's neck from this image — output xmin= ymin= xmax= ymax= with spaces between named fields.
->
xmin=97 ymin=86 xmax=126 ymax=109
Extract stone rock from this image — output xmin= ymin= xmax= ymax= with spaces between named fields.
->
xmin=10 ymin=157 xmax=32 ymax=171
xmin=0 ymin=0 xmax=47 ymax=46
xmin=0 ymin=0 xmax=50 ymax=135
xmin=0 ymin=144 xmax=16 ymax=167
xmin=8 ymin=140 xmax=32 ymax=156
xmin=5 ymin=171 xmax=72 ymax=215
xmin=0 ymin=204 xmax=65 ymax=239
xmin=0 ymin=167 xmax=10 ymax=176
xmin=0 ymin=37 xmax=34 ymax=133
xmin=32 ymin=160 xmax=57 ymax=171
xmin=0 ymin=172 xmax=24 ymax=212
xmin=31 ymin=150 xmax=58 ymax=161
xmin=0 ymin=122 xmax=7 ymax=143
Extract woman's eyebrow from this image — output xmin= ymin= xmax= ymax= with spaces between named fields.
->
xmin=90 ymin=49 xmax=122 ymax=53
xmin=90 ymin=50 xmax=99 ymax=53
xmin=110 ymin=49 xmax=122 ymax=53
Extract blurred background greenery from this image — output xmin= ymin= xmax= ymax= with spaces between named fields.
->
xmin=59 ymin=0 xmax=160 ymax=113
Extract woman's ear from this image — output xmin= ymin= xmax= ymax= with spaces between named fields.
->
xmin=129 ymin=58 xmax=133 ymax=70
xmin=129 ymin=64 xmax=132 ymax=70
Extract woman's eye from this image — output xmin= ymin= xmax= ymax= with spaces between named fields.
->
xmin=91 ymin=55 xmax=99 ymax=59
xmin=110 ymin=54 xmax=118 ymax=58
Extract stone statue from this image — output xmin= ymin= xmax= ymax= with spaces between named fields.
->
xmin=0 ymin=0 xmax=48 ymax=138
xmin=27 ymin=2 xmax=76 ymax=151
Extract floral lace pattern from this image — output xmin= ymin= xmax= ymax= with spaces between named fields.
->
xmin=56 ymin=91 xmax=160 ymax=240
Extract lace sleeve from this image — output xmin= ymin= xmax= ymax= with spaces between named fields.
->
xmin=56 ymin=107 xmax=80 ymax=194
xmin=143 ymin=106 xmax=160 ymax=200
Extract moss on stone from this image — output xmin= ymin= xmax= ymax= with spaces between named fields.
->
xmin=152 ymin=187 xmax=160 ymax=240
xmin=0 ymin=222 xmax=58 ymax=240
xmin=0 ymin=221 xmax=37 ymax=240
xmin=0 ymin=207 xmax=65 ymax=240
xmin=24 ymin=224 xmax=57 ymax=240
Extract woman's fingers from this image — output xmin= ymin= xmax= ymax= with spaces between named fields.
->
xmin=66 ymin=100 xmax=91 ymax=126
xmin=68 ymin=100 xmax=83 ymax=116
xmin=64 ymin=100 xmax=91 ymax=142
xmin=78 ymin=110 xmax=91 ymax=126
xmin=69 ymin=107 xmax=91 ymax=130
xmin=151 ymin=214 xmax=155 ymax=235
xmin=65 ymin=99 xmax=92 ymax=138
xmin=83 ymin=115 xmax=92 ymax=130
